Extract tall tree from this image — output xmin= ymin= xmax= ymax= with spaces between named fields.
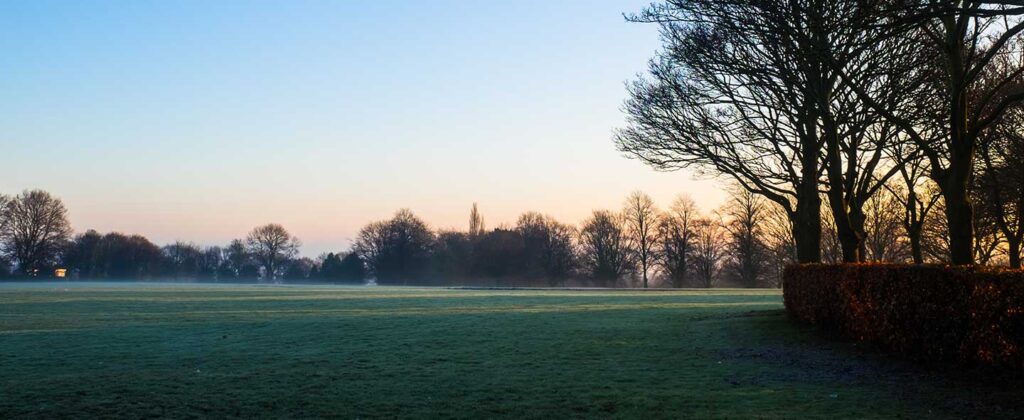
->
xmin=863 ymin=185 xmax=912 ymax=263
xmin=245 ymin=224 xmax=300 ymax=282
xmin=762 ymin=201 xmax=797 ymax=287
xmin=976 ymin=84 xmax=1024 ymax=267
xmin=163 ymin=241 xmax=203 ymax=280
xmin=622 ymin=191 xmax=659 ymax=288
xmin=721 ymin=189 xmax=768 ymax=287
xmin=354 ymin=209 xmax=433 ymax=285
xmin=224 ymin=239 xmax=252 ymax=280
xmin=658 ymin=195 xmax=697 ymax=288
xmin=834 ymin=1 xmax=1024 ymax=264
xmin=0 ymin=190 xmax=73 ymax=275
xmin=469 ymin=203 xmax=485 ymax=238
xmin=617 ymin=1 xmax=826 ymax=262
xmin=886 ymin=142 xmax=942 ymax=264
xmin=578 ymin=210 xmax=633 ymax=287
xmin=516 ymin=212 xmax=577 ymax=286
xmin=691 ymin=217 xmax=726 ymax=288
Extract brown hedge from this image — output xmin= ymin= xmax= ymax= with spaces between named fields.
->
xmin=784 ymin=264 xmax=1024 ymax=370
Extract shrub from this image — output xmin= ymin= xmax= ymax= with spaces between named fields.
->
xmin=784 ymin=264 xmax=1024 ymax=370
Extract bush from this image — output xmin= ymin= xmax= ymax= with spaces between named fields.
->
xmin=784 ymin=264 xmax=1024 ymax=370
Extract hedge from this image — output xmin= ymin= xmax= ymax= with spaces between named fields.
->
xmin=784 ymin=264 xmax=1024 ymax=370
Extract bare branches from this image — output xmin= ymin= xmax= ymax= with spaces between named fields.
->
xmin=0 ymin=190 xmax=73 ymax=275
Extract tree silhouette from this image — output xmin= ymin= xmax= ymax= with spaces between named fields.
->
xmin=245 ymin=224 xmax=300 ymax=282
xmin=659 ymin=195 xmax=697 ymax=288
xmin=623 ymin=191 xmax=659 ymax=288
xmin=0 ymin=190 xmax=73 ymax=275
xmin=578 ymin=210 xmax=633 ymax=287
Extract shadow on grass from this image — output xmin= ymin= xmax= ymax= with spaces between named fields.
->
xmin=709 ymin=309 xmax=1024 ymax=418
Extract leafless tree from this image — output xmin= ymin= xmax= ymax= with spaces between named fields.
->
xmin=623 ymin=191 xmax=659 ymax=288
xmin=224 ymin=239 xmax=252 ymax=279
xmin=0 ymin=190 xmax=73 ymax=275
xmin=516 ymin=212 xmax=577 ymax=286
xmin=617 ymin=1 xmax=827 ymax=263
xmin=721 ymin=188 xmax=768 ymax=287
xmin=886 ymin=141 xmax=942 ymax=264
xmin=820 ymin=209 xmax=844 ymax=264
xmin=163 ymin=241 xmax=203 ymax=280
xmin=245 ymin=223 xmax=300 ymax=282
xmin=977 ymin=79 xmax=1024 ymax=267
xmin=761 ymin=201 xmax=796 ymax=287
xmin=691 ymin=216 xmax=726 ymax=288
xmin=863 ymin=185 xmax=912 ymax=263
xmin=578 ymin=210 xmax=634 ymax=287
xmin=354 ymin=209 xmax=434 ymax=285
xmin=833 ymin=1 xmax=1024 ymax=265
xmin=658 ymin=195 xmax=697 ymax=288
xmin=919 ymin=193 xmax=1005 ymax=264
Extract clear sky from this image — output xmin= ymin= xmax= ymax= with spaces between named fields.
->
xmin=0 ymin=0 xmax=724 ymax=256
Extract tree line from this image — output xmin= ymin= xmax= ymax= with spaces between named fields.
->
xmin=616 ymin=0 xmax=1024 ymax=267
xmin=0 ymin=188 xmax=783 ymax=286
xmin=0 ymin=190 xmax=363 ymax=283
xmin=4 ymin=183 xmax=1000 ymax=286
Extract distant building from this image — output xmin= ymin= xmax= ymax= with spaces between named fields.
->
xmin=54 ymin=268 xmax=67 ymax=278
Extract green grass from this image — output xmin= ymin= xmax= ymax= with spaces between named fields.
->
xmin=0 ymin=283 xmax=1020 ymax=419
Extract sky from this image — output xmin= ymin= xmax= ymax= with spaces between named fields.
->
xmin=0 ymin=0 xmax=725 ymax=256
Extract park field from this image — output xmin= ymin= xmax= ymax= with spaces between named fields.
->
xmin=0 ymin=283 xmax=1020 ymax=419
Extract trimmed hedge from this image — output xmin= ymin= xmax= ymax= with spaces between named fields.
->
xmin=784 ymin=264 xmax=1024 ymax=370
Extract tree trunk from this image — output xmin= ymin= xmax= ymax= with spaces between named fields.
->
xmin=792 ymin=198 xmax=822 ymax=263
xmin=908 ymin=224 xmax=924 ymax=264
xmin=826 ymin=189 xmax=863 ymax=263
xmin=820 ymin=79 xmax=862 ymax=263
xmin=939 ymin=19 xmax=975 ymax=266
xmin=642 ymin=262 xmax=649 ymax=289
xmin=850 ymin=205 xmax=867 ymax=262
xmin=1008 ymin=238 xmax=1021 ymax=269
xmin=941 ymin=158 xmax=975 ymax=265
xmin=794 ymin=127 xmax=823 ymax=263
xmin=943 ymin=187 xmax=975 ymax=265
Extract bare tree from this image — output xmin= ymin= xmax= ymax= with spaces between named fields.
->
xmin=245 ymin=224 xmax=300 ymax=282
xmin=516 ymin=212 xmax=577 ymax=286
xmin=354 ymin=209 xmax=434 ymax=285
xmin=919 ymin=193 xmax=1005 ymax=264
xmin=617 ymin=1 xmax=826 ymax=263
xmin=721 ymin=188 xmax=768 ymax=287
xmin=977 ymin=97 xmax=1024 ymax=267
xmin=833 ymin=2 xmax=1024 ymax=265
xmin=820 ymin=209 xmax=844 ymax=264
xmin=886 ymin=142 xmax=942 ymax=264
xmin=761 ymin=201 xmax=796 ymax=288
xmin=224 ymin=239 xmax=252 ymax=279
xmin=578 ymin=210 xmax=633 ymax=287
xmin=163 ymin=241 xmax=203 ymax=280
xmin=863 ymin=185 xmax=912 ymax=263
xmin=622 ymin=191 xmax=659 ymax=288
xmin=658 ymin=195 xmax=697 ymax=288
xmin=691 ymin=216 xmax=726 ymax=288
xmin=0 ymin=190 xmax=73 ymax=275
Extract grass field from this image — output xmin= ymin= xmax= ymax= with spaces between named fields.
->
xmin=1 ymin=283 xmax=1020 ymax=419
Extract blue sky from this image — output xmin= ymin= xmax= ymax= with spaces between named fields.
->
xmin=0 ymin=0 xmax=723 ymax=255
